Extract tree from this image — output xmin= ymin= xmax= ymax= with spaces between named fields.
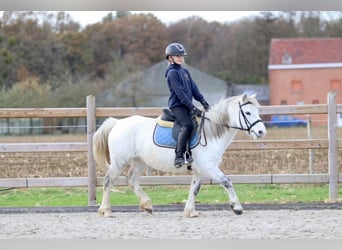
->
xmin=0 ymin=12 xmax=66 ymax=87
xmin=167 ymin=16 xmax=215 ymax=65
xmin=59 ymin=31 xmax=93 ymax=76
xmin=299 ymin=11 xmax=324 ymax=37
xmin=84 ymin=13 xmax=167 ymax=78
xmin=0 ymin=77 xmax=50 ymax=108
xmin=324 ymin=11 xmax=342 ymax=37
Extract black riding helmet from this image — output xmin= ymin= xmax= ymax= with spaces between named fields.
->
xmin=165 ymin=43 xmax=188 ymax=60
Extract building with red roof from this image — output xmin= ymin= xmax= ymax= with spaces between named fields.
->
xmin=268 ymin=38 xmax=342 ymax=124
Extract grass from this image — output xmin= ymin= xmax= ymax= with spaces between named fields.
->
xmin=1 ymin=184 xmax=340 ymax=207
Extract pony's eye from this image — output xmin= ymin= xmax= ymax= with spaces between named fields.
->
xmin=245 ymin=112 xmax=251 ymax=115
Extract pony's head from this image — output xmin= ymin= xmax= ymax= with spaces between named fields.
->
xmin=227 ymin=93 xmax=266 ymax=139
xmin=208 ymin=94 xmax=266 ymax=140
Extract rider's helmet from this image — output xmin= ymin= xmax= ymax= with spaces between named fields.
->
xmin=165 ymin=43 xmax=187 ymax=60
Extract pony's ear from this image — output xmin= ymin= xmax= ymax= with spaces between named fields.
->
xmin=241 ymin=93 xmax=248 ymax=102
xmin=250 ymin=93 xmax=257 ymax=99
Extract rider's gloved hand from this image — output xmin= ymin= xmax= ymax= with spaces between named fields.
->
xmin=201 ymin=100 xmax=210 ymax=111
xmin=191 ymin=106 xmax=202 ymax=117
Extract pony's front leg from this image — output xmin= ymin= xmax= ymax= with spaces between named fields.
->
xmin=184 ymin=174 xmax=202 ymax=218
xmin=127 ymin=161 xmax=153 ymax=214
xmin=219 ymin=175 xmax=243 ymax=215
xmin=98 ymin=174 xmax=114 ymax=217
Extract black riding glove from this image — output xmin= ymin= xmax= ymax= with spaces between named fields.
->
xmin=191 ymin=106 xmax=202 ymax=117
xmin=201 ymin=100 xmax=210 ymax=111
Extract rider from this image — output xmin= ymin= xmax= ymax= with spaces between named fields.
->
xmin=164 ymin=42 xmax=210 ymax=168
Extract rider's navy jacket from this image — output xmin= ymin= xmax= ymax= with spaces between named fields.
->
xmin=165 ymin=63 xmax=206 ymax=110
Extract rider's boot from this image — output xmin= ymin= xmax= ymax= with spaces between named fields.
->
xmin=174 ymin=151 xmax=185 ymax=168
xmin=174 ymin=128 xmax=189 ymax=168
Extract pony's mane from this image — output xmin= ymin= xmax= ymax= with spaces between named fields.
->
xmin=202 ymin=95 xmax=259 ymax=139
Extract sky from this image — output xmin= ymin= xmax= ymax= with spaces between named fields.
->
xmin=66 ymin=11 xmax=261 ymax=27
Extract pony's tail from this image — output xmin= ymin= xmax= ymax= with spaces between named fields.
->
xmin=92 ymin=117 xmax=118 ymax=170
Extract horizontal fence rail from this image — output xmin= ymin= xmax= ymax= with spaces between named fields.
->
xmin=1 ymin=139 xmax=341 ymax=153
xmin=0 ymin=142 xmax=87 ymax=152
xmin=1 ymin=174 xmax=342 ymax=189
xmin=1 ymin=105 xmax=340 ymax=119
xmin=1 ymin=139 xmax=342 ymax=153
xmin=0 ymin=93 xmax=341 ymax=204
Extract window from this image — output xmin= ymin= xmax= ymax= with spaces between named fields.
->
xmin=330 ymin=80 xmax=341 ymax=90
xmin=291 ymin=80 xmax=303 ymax=93
xmin=282 ymin=53 xmax=292 ymax=64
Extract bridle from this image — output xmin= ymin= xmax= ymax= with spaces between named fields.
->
xmin=198 ymin=101 xmax=263 ymax=146
xmin=228 ymin=101 xmax=263 ymax=135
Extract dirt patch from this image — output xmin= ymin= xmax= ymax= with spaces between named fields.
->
xmin=1 ymin=209 xmax=341 ymax=239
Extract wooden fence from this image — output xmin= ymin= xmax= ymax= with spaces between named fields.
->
xmin=0 ymin=92 xmax=341 ymax=205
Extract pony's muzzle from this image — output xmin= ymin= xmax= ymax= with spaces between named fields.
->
xmin=257 ymin=130 xmax=265 ymax=138
xmin=251 ymin=126 xmax=266 ymax=139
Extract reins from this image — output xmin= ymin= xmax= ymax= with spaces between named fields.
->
xmin=197 ymin=101 xmax=263 ymax=146
xmin=198 ymin=113 xmax=208 ymax=146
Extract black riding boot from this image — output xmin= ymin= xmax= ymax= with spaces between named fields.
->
xmin=174 ymin=127 xmax=189 ymax=168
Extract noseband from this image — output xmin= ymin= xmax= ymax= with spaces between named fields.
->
xmin=228 ymin=101 xmax=263 ymax=134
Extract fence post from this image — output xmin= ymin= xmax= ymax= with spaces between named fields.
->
xmin=306 ymin=115 xmax=315 ymax=174
xmin=327 ymin=92 xmax=338 ymax=201
xmin=87 ymin=95 xmax=97 ymax=205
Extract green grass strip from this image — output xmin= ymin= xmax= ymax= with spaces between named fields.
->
xmin=0 ymin=184 xmax=341 ymax=207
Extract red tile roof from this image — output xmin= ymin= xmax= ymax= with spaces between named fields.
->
xmin=269 ymin=38 xmax=342 ymax=65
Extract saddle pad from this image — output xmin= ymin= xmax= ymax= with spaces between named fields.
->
xmin=156 ymin=116 xmax=174 ymax=128
xmin=153 ymin=124 xmax=199 ymax=149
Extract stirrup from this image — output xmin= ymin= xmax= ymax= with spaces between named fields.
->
xmin=184 ymin=152 xmax=193 ymax=171
xmin=184 ymin=151 xmax=193 ymax=164
xmin=183 ymin=153 xmax=189 ymax=165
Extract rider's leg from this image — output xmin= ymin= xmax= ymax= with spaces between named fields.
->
xmin=175 ymin=126 xmax=191 ymax=167
xmin=172 ymin=106 xmax=193 ymax=168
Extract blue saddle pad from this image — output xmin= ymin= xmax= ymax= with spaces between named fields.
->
xmin=153 ymin=124 xmax=199 ymax=149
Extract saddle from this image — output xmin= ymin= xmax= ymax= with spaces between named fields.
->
xmin=153 ymin=109 xmax=199 ymax=149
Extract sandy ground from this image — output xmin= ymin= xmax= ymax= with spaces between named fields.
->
xmin=0 ymin=209 xmax=341 ymax=239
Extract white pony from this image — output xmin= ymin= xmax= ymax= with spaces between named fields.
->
xmin=93 ymin=94 xmax=266 ymax=218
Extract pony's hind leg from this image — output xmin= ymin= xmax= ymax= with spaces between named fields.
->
xmin=127 ymin=160 xmax=153 ymax=214
xmin=98 ymin=162 xmax=125 ymax=218
xmin=184 ymin=174 xmax=202 ymax=218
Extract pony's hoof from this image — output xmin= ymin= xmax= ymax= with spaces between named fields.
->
xmin=140 ymin=200 xmax=153 ymax=214
xmin=184 ymin=210 xmax=200 ymax=218
xmin=230 ymin=204 xmax=243 ymax=215
xmin=98 ymin=209 xmax=104 ymax=216
xmin=98 ymin=207 xmax=113 ymax=217
xmin=104 ymin=211 xmax=114 ymax=218
xmin=233 ymin=209 xmax=243 ymax=215
xmin=144 ymin=208 xmax=153 ymax=214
